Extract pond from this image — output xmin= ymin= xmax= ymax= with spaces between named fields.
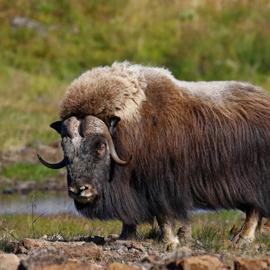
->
xmin=0 ymin=192 xmax=78 ymax=215
xmin=0 ymin=192 xmax=206 ymax=216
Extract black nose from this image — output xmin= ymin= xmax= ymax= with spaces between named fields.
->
xmin=68 ymin=184 xmax=98 ymax=203
xmin=79 ymin=185 xmax=88 ymax=192
xmin=68 ymin=185 xmax=90 ymax=195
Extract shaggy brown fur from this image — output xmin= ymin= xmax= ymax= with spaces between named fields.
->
xmin=60 ymin=62 xmax=270 ymax=226
xmin=61 ymin=63 xmax=147 ymax=122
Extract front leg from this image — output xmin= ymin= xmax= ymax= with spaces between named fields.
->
xmin=157 ymin=216 xmax=179 ymax=250
xmin=232 ymin=208 xmax=261 ymax=246
xmin=119 ymin=223 xmax=137 ymax=240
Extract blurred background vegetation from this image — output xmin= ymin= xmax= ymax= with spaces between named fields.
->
xmin=0 ymin=0 xmax=270 ymax=150
xmin=0 ymin=0 xmax=270 ymax=251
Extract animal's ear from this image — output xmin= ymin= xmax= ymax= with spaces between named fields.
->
xmin=109 ymin=116 xmax=121 ymax=135
xmin=50 ymin=121 xmax=62 ymax=134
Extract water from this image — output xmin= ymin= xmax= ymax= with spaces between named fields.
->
xmin=0 ymin=193 xmax=206 ymax=216
xmin=0 ymin=193 xmax=78 ymax=215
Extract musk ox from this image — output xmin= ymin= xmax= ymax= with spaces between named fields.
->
xmin=38 ymin=62 xmax=270 ymax=248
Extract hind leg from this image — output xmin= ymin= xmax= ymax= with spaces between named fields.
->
xmin=263 ymin=218 xmax=270 ymax=228
xmin=257 ymin=218 xmax=270 ymax=234
xmin=177 ymin=221 xmax=192 ymax=245
xmin=156 ymin=216 xmax=179 ymax=250
xmin=232 ymin=208 xmax=261 ymax=245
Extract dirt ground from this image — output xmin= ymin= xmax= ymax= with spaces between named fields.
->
xmin=0 ymin=236 xmax=269 ymax=270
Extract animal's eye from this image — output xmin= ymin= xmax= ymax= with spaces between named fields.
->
xmin=96 ymin=142 xmax=106 ymax=157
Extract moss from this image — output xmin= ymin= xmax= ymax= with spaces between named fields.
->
xmin=1 ymin=163 xmax=58 ymax=182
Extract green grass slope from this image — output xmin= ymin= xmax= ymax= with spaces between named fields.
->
xmin=0 ymin=0 xmax=269 ymax=150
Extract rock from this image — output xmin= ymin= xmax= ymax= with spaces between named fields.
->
xmin=2 ymin=187 xmax=15 ymax=194
xmin=15 ymin=238 xmax=102 ymax=261
xmin=166 ymin=255 xmax=226 ymax=270
xmin=0 ymin=144 xmax=61 ymax=165
xmin=81 ymin=236 xmax=106 ymax=245
xmin=107 ymin=262 xmax=141 ymax=270
xmin=10 ymin=16 xmax=47 ymax=36
xmin=107 ymin=234 xmax=119 ymax=241
xmin=43 ymin=263 xmax=101 ymax=270
xmin=17 ymin=244 xmax=104 ymax=270
xmin=125 ymin=242 xmax=145 ymax=252
xmin=16 ymin=181 xmax=35 ymax=194
xmin=19 ymin=261 xmax=100 ymax=270
xmin=18 ymin=246 xmax=67 ymax=270
xmin=234 ymin=257 xmax=270 ymax=270
xmin=165 ymin=246 xmax=193 ymax=261
xmin=0 ymin=253 xmax=20 ymax=270
xmin=11 ymin=16 xmax=40 ymax=29
xmin=141 ymin=255 xmax=160 ymax=264
xmin=19 ymin=262 xmax=99 ymax=270
xmin=92 ymin=236 xmax=106 ymax=245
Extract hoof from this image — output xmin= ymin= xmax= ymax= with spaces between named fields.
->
xmin=119 ymin=232 xmax=137 ymax=240
xmin=177 ymin=225 xmax=192 ymax=238
xmin=165 ymin=238 xmax=180 ymax=251
xmin=231 ymin=233 xmax=253 ymax=248
xmin=107 ymin=234 xmax=119 ymax=241
xmin=177 ymin=226 xmax=192 ymax=246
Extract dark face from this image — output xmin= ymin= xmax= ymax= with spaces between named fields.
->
xmin=38 ymin=115 xmax=130 ymax=206
xmin=63 ymin=132 xmax=110 ymax=204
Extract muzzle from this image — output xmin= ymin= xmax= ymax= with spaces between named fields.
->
xmin=68 ymin=183 xmax=98 ymax=204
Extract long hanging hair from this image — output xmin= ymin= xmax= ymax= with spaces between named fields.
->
xmin=61 ymin=62 xmax=270 ymax=223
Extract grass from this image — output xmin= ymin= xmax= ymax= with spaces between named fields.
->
xmin=190 ymin=211 xmax=270 ymax=264
xmin=0 ymin=67 xmax=65 ymax=150
xmin=0 ymin=213 xmax=122 ymax=241
xmin=1 ymin=162 xmax=58 ymax=182
xmin=0 ymin=0 xmax=269 ymax=151
xmin=1 ymin=210 xmax=270 ymax=253
xmin=192 ymin=210 xmax=241 ymax=251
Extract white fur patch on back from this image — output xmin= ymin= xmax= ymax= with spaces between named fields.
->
xmin=175 ymin=80 xmax=250 ymax=103
xmin=126 ymin=63 xmax=257 ymax=104
xmin=119 ymin=63 xmax=249 ymax=103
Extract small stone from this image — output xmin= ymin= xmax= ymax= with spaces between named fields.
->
xmin=141 ymin=255 xmax=159 ymax=264
xmin=19 ymin=261 xmax=99 ymax=270
xmin=234 ymin=257 xmax=270 ymax=270
xmin=2 ymin=187 xmax=15 ymax=194
xmin=14 ymin=238 xmax=102 ymax=259
xmin=18 ymin=246 xmax=67 ymax=270
xmin=17 ymin=182 xmax=35 ymax=194
xmin=164 ymin=246 xmax=192 ymax=261
xmin=126 ymin=242 xmax=145 ymax=252
xmin=174 ymin=246 xmax=192 ymax=258
xmin=166 ymin=255 xmax=226 ymax=270
xmin=107 ymin=262 xmax=141 ymax=270
xmin=92 ymin=236 xmax=106 ymax=245
xmin=0 ymin=253 xmax=20 ymax=270
xmin=107 ymin=234 xmax=119 ymax=240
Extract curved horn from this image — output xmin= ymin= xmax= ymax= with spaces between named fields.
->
xmin=37 ymin=153 xmax=67 ymax=169
xmin=83 ymin=115 xmax=131 ymax=166
xmin=104 ymin=132 xmax=131 ymax=166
